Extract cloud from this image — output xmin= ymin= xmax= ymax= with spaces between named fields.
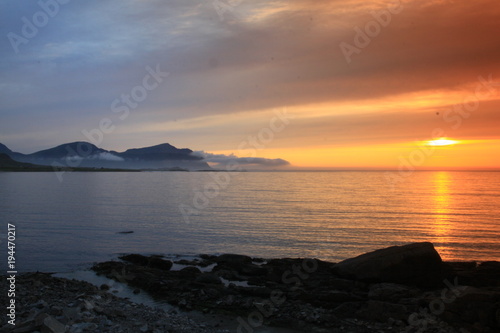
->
xmin=91 ymin=152 xmax=125 ymax=162
xmin=62 ymin=152 xmax=124 ymax=162
xmin=1 ymin=0 xmax=499 ymax=160
xmin=193 ymin=151 xmax=290 ymax=169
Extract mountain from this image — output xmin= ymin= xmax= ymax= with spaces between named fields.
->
xmin=0 ymin=143 xmax=12 ymax=154
xmin=28 ymin=141 xmax=106 ymax=159
xmin=0 ymin=142 xmax=211 ymax=171
xmin=116 ymin=143 xmax=200 ymax=161
xmin=0 ymin=153 xmax=57 ymax=171
xmin=0 ymin=153 xmax=32 ymax=168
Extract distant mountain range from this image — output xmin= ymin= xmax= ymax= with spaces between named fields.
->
xmin=0 ymin=142 xmax=211 ymax=170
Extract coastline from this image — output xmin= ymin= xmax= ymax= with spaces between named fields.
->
xmin=1 ymin=243 xmax=499 ymax=333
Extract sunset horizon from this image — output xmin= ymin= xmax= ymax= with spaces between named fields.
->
xmin=1 ymin=1 xmax=500 ymax=331
xmin=2 ymin=1 xmax=500 ymax=170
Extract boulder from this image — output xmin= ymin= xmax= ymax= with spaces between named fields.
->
xmin=215 ymin=254 xmax=252 ymax=266
xmin=333 ymin=242 xmax=443 ymax=286
xmin=179 ymin=266 xmax=202 ymax=278
xmin=356 ymin=300 xmax=408 ymax=322
xmin=148 ymin=257 xmax=173 ymax=271
xmin=43 ymin=315 xmax=66 ymax=333
xmin=368 ymin=283 xmax=419 ymax=302
xmin=120 ymin=254 xmax=149 ymax=266
xmin=195 ymin=273 xmax=222 ymax=285
xmin=119 ymin=254 xmax=172 ymax=271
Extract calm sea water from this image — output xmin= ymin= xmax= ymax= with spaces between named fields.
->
xmin=0 ymin=171 xmax=499 ymax=272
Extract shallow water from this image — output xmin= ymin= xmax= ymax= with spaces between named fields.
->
xmin=1 ymin=171 xmax=499 ymax=272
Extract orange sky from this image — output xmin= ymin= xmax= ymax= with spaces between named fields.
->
xmin=2 ymin=0 xmax=500 ymax=169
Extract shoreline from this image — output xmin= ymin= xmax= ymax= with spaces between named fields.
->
xmin=1 ymin=243 xmax=499 ymax=332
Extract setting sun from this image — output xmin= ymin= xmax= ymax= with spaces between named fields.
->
xmin=426 ymin=138 xmax=460 ymax=147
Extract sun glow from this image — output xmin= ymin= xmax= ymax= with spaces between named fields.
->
xmin=426 ymin=138 xmax=460 ymax=147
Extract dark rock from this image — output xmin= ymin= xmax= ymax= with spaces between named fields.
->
xmin=444 ymin=261 xmax=500 ymax=287
xmin=179 ymin=266 xmax=202 ymax=278
xmin=354 ymin=300 xmax=408 ymax=322
xmin=199 ymin=254 xmax=217 ymax=261
xmin=148 ymin=257 xmax=173 ymax=271
xmin=332 ymin=301 xmax=363 ymax=318
xmin=368 ymin=283 xmax=419 ymax=302
xmin=119 ymin=254 xmax=172 ymax=271
xmin=317 ymin=290 xmax=364 ymax=303
xmin=239 ymin=264 xmax=267 ymax=276
xmin=42 ymin=315 xmax=66 ymax=333
xmin=120 ymin=254 xmax=150 ymax=266
xmin=195 ymin=273 xmax=222 ymax=285
xmin=215 ymin=254 xmax=252 ymax=266
xmin=333 ymin=242 xmax=443 ymax=286
xmin=212 ymin=268 xmax=239 ymax=281
xmin=326 ymin=277 xmax=367 ymax=292
xmin=443 ymin=287 xmax=500 ymax=330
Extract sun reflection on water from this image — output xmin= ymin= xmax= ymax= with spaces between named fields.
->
xmin=431 ymin=171 xmax=457 ymax=258
xmin=433 ymin=172 xmax=452 ymax=234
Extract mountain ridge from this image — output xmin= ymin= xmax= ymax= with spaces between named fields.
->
xmin=0 ymin=142 xmax=210 ymax=170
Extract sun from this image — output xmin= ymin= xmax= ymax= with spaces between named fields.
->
xmin=426 ymin=138 xmax=460 ymax=146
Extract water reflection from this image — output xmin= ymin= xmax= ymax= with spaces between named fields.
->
xmin=433 ymin=172 xmax=452 ymax=235
xmin=431 ymin=171 xmax=456 ymax=259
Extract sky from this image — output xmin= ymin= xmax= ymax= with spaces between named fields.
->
xmin=1 ymin=0 xmax=499 ymax=169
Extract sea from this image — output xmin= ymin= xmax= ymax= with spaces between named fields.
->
xmin=1 ymin=171 xmax=499 ymax=273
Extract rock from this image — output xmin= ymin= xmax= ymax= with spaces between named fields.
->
xmin=42 ymin=316 xmax=66 ymax=333
xmin=35 ymin=312 xmax=50 ymax=326
xmin=215 ymin=254 xmax=252 ymax=266
xmin=120 ymin=254 xmax=150 ymax=266
xmin=83 ymin=300 xmax=94 ymax=310
xmin=50 ymin=306 xmax=63 ymax=316
xmin=148 ymin=257 xmax=173 ymax=271
xmin=317 ymin=290 xmax=364 ymax=303
xmin=368 ymin=283 xmax=418 ymax=302
xmin=119 ymin=254 xmax=172 ymax=271
xmin=239 ymin=264 xmax=267 ymax=276
xmin=196 ymin=273 xmax=222 ymax=285
xmin=443 ymin=287 xmax=500 ymax=329
xmin=63 ymin=306 xmax=81 ymax=322
xmin=9 ymin=321 xmax=39 ymax=333
xmin=332 ymin=301 xmax=363 ymax=318
xmin=333 ymin=242 xmax=443 ymax=286
xmin=179 ymin=266 xmax=202 ymax=278
xmin=69 ymin=322 xmax=98 ymax=332
xmin=355 ymin=300 xmax=408 ymax=322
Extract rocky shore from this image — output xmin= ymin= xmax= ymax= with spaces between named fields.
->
xmin=1 ymin=242 xmax=499 ymax=332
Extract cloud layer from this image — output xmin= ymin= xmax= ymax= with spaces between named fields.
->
xmin=1 ymin=0 xmax=499 ymax=167
xmin=193 ymin=151 xmax=290 ymax=169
